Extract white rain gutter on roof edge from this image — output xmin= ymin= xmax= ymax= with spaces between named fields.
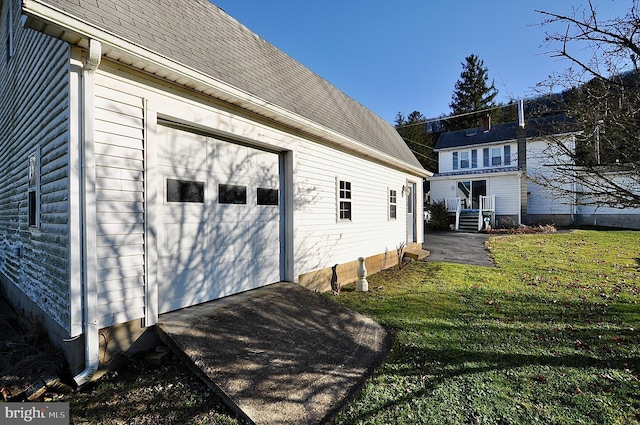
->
xmin=73 ymin=38 xmax=101 ymax=388
xmin=22 ymin=0 xmax=429 ymax=177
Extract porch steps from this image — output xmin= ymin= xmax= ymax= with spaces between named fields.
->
xmin=404 ymin=248 xmax=430 ymax=261
xmin=458 ymin=212 xmax=479 ymax=232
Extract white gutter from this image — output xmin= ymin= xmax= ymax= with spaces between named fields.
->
xmin=22 ymin=0 xmax=429 ymax=178
xmin=74 ymin=38 xmax=101 ymax=387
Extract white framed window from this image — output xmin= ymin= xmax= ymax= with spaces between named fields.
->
xmin=491 ymin=147 xmax=502 ymax=166
xmin=337 ymin=178 xmax=352 ymax=221
xmin=460 ymin=151 xmax=470 ymax=169
xmin=504 ymin=145 xmax=512 ymax=165
xmin=388 ymin=188 xmax=397 ymax=220
xmin=27 ymin=148 xmax=40 ymax=229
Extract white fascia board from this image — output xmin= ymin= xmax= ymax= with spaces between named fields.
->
xmin=23 ymin=0 xmax=429 ymax=177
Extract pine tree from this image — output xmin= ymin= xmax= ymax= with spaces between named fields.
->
xmin=395 ymin=111 xmax=437 ymax=172
xmin=448 ymin=54 xmax=498 ymax=130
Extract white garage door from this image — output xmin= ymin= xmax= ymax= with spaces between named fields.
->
xmin=157 ymin=125 xmax=281 ymax=313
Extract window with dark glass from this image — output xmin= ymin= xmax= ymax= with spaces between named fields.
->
xmin=28 ymin=191 xmax=37 ymax=227
xmin=471 ymin=149 xmax=478 ymax=168
xmin=504 ymin=145 xmax=511 ymax=165
xmin=338 ymin=180 xmax=352 ymax=220
xmin=257 ymin=188 xmax=278 ymax=206
xmin=167 ymin=179 xmax=204 ymax=203
xmin=27 ymin=152 xmax=39 ymax=228
xmin=491 ymin=147 xmax=502 ymax=166
xmin=219 ymin=184 xmax=247 ymax=204
xmin=389 ymin=189 xmax=397 ymax=219
xmin=460 ymin=151 xmax=470 ymax=169
xmin=483 ymin=148 xmax=489 ymax=167
xmin=452 ymin=152 xmax=459 ymax=170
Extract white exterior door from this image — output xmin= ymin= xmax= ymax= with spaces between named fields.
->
xmin=406 ymin=182 xmax=416 ymax=243
xmin=157 ymin=126 xmax=281 ymax=313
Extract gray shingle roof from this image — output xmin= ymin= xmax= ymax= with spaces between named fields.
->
xmin=435 ymin=115 xmax=576 ymax=150
xmin=34 ymin=0 xmax=423 ymax=171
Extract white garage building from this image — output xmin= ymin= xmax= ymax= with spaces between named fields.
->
xmin=0 ymin=0 xmax=429 ymax=378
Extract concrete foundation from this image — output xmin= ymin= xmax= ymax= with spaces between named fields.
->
xmin=298 ymin=242 xmax=422 ymax=292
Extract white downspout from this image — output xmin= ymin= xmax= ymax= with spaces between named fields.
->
xmin=74 ymin=38 xmax=102 ymax=387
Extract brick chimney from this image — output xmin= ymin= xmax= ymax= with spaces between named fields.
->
xmin=482 ymin=114 xmax=491 ymax=131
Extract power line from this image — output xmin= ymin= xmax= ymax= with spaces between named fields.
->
xmin=395 ymin=103 xmax=518 ymax=129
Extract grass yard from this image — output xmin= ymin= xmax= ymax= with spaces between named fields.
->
xmin=328 ymin=230 xmax=640 ymax=425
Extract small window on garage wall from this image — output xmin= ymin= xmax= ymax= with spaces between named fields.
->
xmin=257 ymin=188 xmax=278 ymax=206
xmin=337 ymin=178 xmax=352 ymax=221
xmin=167 ymin=179 xmax=204 ymax=203
xmin=388 ymin=188 xmax=397 ymax=220
xmin=27 ymin=148 xmax=40 ymax=229
xmin=219 ymin=184 xmax=247 ymax=204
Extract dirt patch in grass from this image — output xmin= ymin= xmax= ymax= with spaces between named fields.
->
xmin=0 ymin=298 xmax=242 ymax=424
xmin=63 ymin=356 xmax=241 ymax=425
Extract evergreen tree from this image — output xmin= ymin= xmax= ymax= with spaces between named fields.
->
xmin=448 ymin=54 xmax=498 ymax=130
xmin=395 ymin=111 xmax=437 ymax=172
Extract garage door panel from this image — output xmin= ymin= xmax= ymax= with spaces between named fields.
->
xmin=157 ymin=125 xmax=281 ymax=314
xmin=216 ymin=142 xmax=250 ymax=176
xmin=160 ymin=222 xmax=207 ymax=257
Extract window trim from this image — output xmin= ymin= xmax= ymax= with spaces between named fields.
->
xmin=336 ymin=177 xmax=352 ymax=222
xmin=388 ymin=188 xmax=397 ymax=220
xmin=27 ymin=148 xmax=40 ymax=229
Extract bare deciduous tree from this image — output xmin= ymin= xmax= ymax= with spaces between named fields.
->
xmin=532 ymin=1 xmax=640 ymax=209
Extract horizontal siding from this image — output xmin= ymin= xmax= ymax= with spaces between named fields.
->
xmin=94 ymin=79 xmax=146 ymax=328
xmin=0 ymin=0 xmax=71 ymax=331
xmin=94 ymin=65 xmax=424 ymax=317
xmin=527 ymin=140 xmax=574 ymax=214
xmin=487 ymin=175 xmax=520 ymax=216
xmin=293 ymin=140 xmax=418 ymax=274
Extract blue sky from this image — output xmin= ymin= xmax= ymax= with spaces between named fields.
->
xmin=211 ymin=1 xmax=630 ymax=123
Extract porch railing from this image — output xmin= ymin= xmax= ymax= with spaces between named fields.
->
xmin=445 ymin=197 xmax=461 ymax=230
xmin=478 ymin=195 xmax=496 ymax=231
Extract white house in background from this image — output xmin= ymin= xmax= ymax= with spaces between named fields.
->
xmin=430 ymin=116 xmax=640 ymax=230
xmin=429 ymin=117 xmax=577 ymax=231
xmin=0 ymin=0 xmax=429 ymax=384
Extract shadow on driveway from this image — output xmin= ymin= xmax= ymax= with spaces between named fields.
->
xmin=423 ymin=231 xmax=494 ymax=267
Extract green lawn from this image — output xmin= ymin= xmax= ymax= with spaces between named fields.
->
xmin=328 ymin=230 xmax=640 ymax=425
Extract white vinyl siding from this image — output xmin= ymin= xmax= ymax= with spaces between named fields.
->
xmin=0 ymin=17 xmax=71 ymax=329
xmin=89 ymin=62 xmax=424 ymax=323
xmin=487 ymin=175 xmax=521 ymax=216
xmin=527 ymin=139 xmax=574 ymax=216
xmin=93 ymin=81 xmax=146 ymax=327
